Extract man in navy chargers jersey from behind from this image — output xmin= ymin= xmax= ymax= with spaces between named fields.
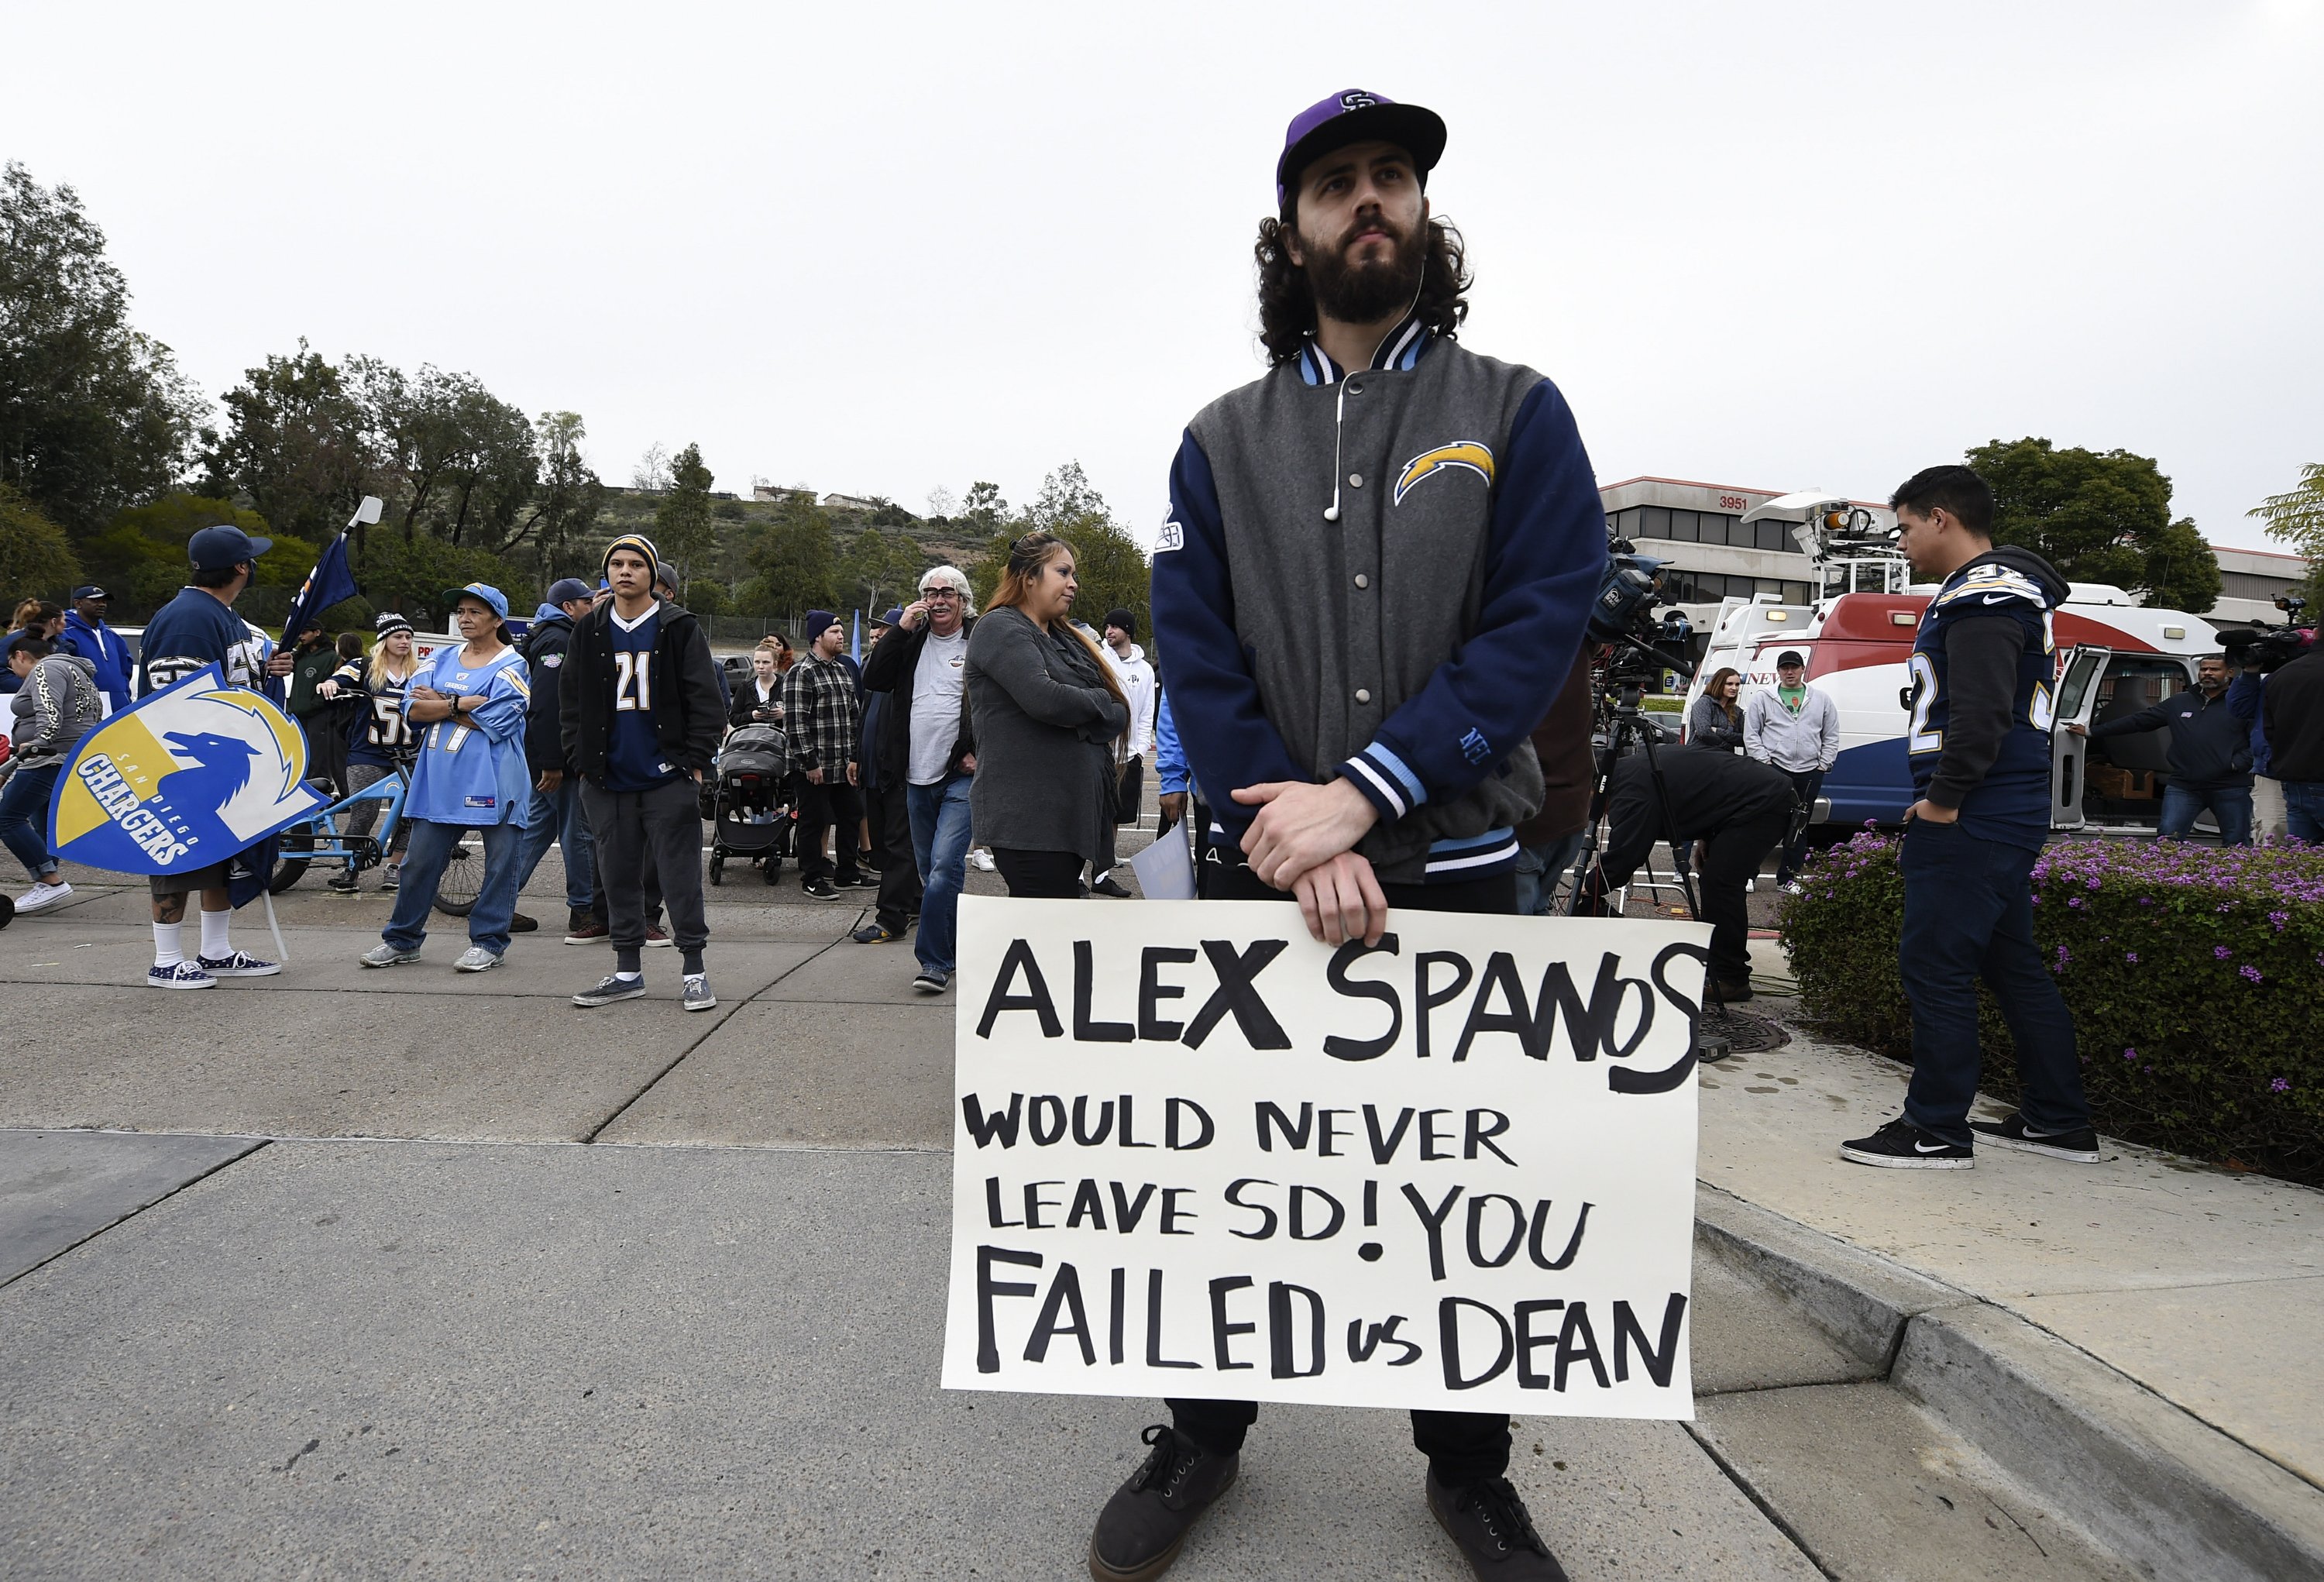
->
xmin=559 ymin=534 xmax=725 ymax=1013
xmin=1840 ymin=466 xmax=2099 ymax=1170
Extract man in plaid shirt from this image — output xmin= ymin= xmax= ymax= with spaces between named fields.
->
xmin=781 ymin=610 xmax=872 ymax=899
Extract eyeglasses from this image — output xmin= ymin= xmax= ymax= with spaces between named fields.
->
xmin=923 ymin=588 xmax=960 ymax=599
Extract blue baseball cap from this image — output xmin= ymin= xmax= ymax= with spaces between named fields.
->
xmin=877 ymin=607 xmax=904 ymax=627
xmin=1277 ymin=89 xmax=1446 ymax=213
xmin=188 ymin=524 xmax=273 ymax=570
xmin=443 ymin=583 xmax=509 ymax=619
xmin=70 ymin=584 xmax=109 ymax=601
xmin=545 ymin=577 xmax=594 ymax=605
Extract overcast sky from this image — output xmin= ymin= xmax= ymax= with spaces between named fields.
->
xmin=6 ymin=1 xmax=2319 ymax=552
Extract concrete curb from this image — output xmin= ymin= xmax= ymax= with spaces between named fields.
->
xmin=1693 ymin=1185 xmax=1968 ymax=1369
xmin=1694 ymin=1183 xmax=2324 ymax=1581
xmin=1895 ymin=1305 xmax=2324 ymax=1582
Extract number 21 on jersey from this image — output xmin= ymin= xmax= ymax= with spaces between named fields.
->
xmin=614 ymin=652 xmax=653 ymax=711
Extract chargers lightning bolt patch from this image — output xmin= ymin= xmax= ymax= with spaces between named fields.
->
xmin=1393 ymin=441 xmax=1495 ymax=507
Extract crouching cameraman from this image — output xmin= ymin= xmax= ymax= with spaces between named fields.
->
xmin=2261 ymin=634 xmax=2324 ymax=842
xmin=1580 ymin=745 xmax=1797 ymax=1004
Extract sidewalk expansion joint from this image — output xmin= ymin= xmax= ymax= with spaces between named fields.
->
xmin=1679 ymin=1419 xmax=1844 ymax=1582
xmin=0 ymin=1135 xmax=271 ymax=1293
xmin=576 ymin=937 xmax=842 ymax=1145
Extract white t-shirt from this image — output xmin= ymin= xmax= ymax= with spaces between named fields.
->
xmin=907 ymin=628 xmax=971 ymax=784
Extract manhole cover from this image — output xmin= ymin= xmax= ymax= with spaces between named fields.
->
xmin=1700 ymin=1009 xmax=1789 ymax=1061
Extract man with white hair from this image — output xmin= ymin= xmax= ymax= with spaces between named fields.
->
xmin=860 ymin=565 xmax=978 ymax=993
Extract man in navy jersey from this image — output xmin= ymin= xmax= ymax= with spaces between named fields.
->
xmin=559 ymin=535 xmax=724 ymax=1012
xmin=1841 ymin=466 xmax=2098 ymax=1169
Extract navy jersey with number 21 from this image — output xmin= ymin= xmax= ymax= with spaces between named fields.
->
xmin=1906 ymin=558 xmax=2057 ymax=849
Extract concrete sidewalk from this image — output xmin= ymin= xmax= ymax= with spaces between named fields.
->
xmin=2 ymin=854 xmax=2316 ymax=1576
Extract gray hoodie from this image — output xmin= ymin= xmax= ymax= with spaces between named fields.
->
xmin=10 ymin=652 xmax=102 ymax=770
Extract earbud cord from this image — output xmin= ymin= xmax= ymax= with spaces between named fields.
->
xmin=1320 ymin=266 xmax=1430 ymax=525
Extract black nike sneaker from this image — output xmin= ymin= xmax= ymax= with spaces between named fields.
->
xmin=1969 ymin=1112 xmax=2102 ymax=1163
xmin=1840 ymin=1116 xmax=1974 ymax=1168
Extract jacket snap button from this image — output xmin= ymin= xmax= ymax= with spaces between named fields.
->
xmin=1347 ymin=379 xmax=1364 ymax=394
xmin=1353 ymin=574 xmax=1369 ymax=589
xmin=1355 ymin=688 xmax=1371 ymax=704
xmin=1348 ymin=473 xmax=1363 ymax=488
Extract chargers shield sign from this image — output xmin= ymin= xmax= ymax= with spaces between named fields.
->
xmin=46 ymin=664 xmax=329 ymax=875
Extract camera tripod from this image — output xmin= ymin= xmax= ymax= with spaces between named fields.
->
xmin=1560 ymin=659 xmax=1737 ymax=1063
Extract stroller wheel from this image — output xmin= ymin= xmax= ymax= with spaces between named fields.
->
xmin=710 ymin=853 xmax=725 ymax=886
xmin=762 ymin=855 xmax=783 ymax=886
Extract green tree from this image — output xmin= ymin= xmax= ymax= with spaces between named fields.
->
xmin=355 ymin=531 xmax=510 ymax=630
xmin=1967 ymin=438 xmax=2219 ymax=614
xmin=654 ymin=442 xmax=716 ymax=592
xmin=971 ymin=462 xmax=1150 ymax=641
xmin=83 ymin=492 xmax=273 ymax=615
xmin=199 ymin=341 xmax=377 ymax=544
xmin=352 ymin=359 xmax=546 ymax=553
xmin=0 ymin=163 xmax=205 ymax=535
xmin=739 ymin=492 xmax=837 ymax=617
xmin=0 ymin=482 xmax=84 ymax=600
xmin=528 ymin=411 xmax=606 ymax=585
xmin=958 ymin=480 xmax=1008 ymax=537
xmin=2248 ymin=463 xmax=2324 ymax=610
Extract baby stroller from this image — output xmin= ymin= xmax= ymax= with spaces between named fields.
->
xmin=708 ymin=724 xmax=796 ymax=885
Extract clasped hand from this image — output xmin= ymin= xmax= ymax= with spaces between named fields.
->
xmin=1231 ymin=778 xmax=1386 ymax=947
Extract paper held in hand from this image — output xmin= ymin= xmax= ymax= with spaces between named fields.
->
xmin=941 ymin=896 xmax=1710 ymax=1420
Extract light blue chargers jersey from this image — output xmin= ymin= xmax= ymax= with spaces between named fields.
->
xmin=401 ymin=645 xmax=534 ymax=826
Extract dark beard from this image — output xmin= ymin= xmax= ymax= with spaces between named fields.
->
xmin=1301 ymin=212 xmax=1425 ymax=325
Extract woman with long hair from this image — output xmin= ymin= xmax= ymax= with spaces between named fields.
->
xmin=731 ymin=641 xmax=786 ymax=730
xmin=768 ymin=632 xmax=796 ymax=674
xmin=318 ymin=613 xmax=422 ymax=891
xmin=964 ymin=531 xmax=1129 ymax=898
xmin=1689 ymin=667 xmax=1746 ymax=752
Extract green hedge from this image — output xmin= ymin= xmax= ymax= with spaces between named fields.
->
xmin=1779 ymin=833 xmax=2324 ymax=1185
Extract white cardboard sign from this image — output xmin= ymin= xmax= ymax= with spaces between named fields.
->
xmin=941 ymin=896 xmax=1709 ymax=1419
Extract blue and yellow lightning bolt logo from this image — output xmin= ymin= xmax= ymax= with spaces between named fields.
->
xmin=1392 ymin=441 xmax=1495 ymax=507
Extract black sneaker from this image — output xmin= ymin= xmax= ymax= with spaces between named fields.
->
xmin=508 ymin=912 xmax=538 ymax=934
xmin=1841 ymin=1116 xmax=1974 ymax=1169
xmin=1091 ymin=873 xmax=1133 ymax=899
xmin=851 ymin=922 xmax=901 ymax=944
xmin=839 ymin=872 xmax=880 ymax=889
xmin=325 ymin=869 xmax=360 ymax=893
xmin=1707 ymin=977 xmax=1753 ymax=1005
xmin=1969 ymin=1112 xmax=2101 ymax=1163
xmin=1427 ymin=1470 xmax=1568 ymax=1581
xmin=803 ymin=877 xmax=840 ymax=899
xmin=1088 ymin=1426 xmax=1237 ymax=1582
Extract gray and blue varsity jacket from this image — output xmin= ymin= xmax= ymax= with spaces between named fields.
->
xmin=1151 ymin=317 xmax=1607 ymax=886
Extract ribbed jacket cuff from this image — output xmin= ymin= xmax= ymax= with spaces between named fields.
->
xmin=1337 ymin=743 xmax=1428 ymax=824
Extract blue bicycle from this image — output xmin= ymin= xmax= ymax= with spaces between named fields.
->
xmin=272 ymin=765 xmax=483 ymax=917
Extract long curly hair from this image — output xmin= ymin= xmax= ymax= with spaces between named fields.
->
xmin=1255 ymin=215 xmax=1472 ymax=366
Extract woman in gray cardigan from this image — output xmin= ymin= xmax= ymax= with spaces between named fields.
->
xmin=964 ymin=532 xmax=1129 ymax=898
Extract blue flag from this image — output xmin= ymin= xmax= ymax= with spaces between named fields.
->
xmin=282 ymin=532 xmax=359 ymax=646
xmin=850 ymin=608 xmax=861 ymax=664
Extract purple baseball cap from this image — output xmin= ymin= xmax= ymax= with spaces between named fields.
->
xmin=1277 ymin=89 xmax=1447 ymax=212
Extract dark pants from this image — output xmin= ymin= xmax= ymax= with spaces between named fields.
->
xmin=1700 ymin=806 xmax=1791 ymax=985
xmin=1176 ymin=857 xmax=1518 ymax=1487
xmin=993 ymin=847 xmax=1083 ymax=898
xmin=796 ymin=776 xmax=863 ymax=884
xmin=582 ymin=777 xmax=709 ymax=975
xmin=0 ymin=762 xmax=62 ymax=881
xmin=1773 ymin=768 xmax=1823 ymax=879
xmin=1898 ymin=821 xmax=2088 ymax=1147
xmin=865 ymin=777 xmax=920 ymax=929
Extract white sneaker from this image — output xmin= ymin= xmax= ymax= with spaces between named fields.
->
xmin=15 ymin=880 xmax=73 ymax=914
xmin=452 ymin=945 xmax=503 ymax=972
xmin=968 ymin=848 xmax=996 ymax=873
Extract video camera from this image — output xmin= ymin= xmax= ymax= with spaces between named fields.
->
xmin=2218 ymin=593 xmax=2312 ymax=674
xmin=1591 ymin=538 xmax=1697 ymax=683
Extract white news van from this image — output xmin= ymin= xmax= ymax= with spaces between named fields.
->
xmin=1678 ymin=495 xmax=2219 ymax=835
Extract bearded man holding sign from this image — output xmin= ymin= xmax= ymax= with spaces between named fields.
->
xmin=1101 ymin=88 xmax=1611 ymax=1582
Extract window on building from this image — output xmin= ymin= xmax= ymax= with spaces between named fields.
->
xmin=1758 ymin=519 xmax=1793 ymax=552
xmin=1785 ymin=581 xmax=1812 ymax=604
xmin=1638 ymin=506 xmax=1669 ymax=539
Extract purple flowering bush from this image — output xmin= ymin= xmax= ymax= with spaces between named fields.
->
xmin=1779 ymin=833 xmax=2324 ymax=1185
